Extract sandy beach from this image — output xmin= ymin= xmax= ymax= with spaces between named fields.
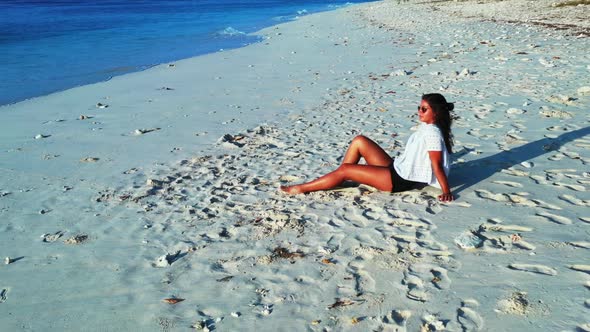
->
xmin=1 ymin=0 xmax=589 ymax=331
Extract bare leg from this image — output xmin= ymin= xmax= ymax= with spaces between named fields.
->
xmin=342 ymin=135 xmax=392 ymax=166
xmin=281 ymin=135 xmax=394 ymax=194
xmin=281 ymin=164 xmax=393 ymax=194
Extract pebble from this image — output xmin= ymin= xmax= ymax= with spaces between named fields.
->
xmin=506 ymin=108 xmax=526 ymax=115
xmin=538 ymin=57 xmax=555 ymax=68
xmin=64 ymin=234 xmax=89 ymax=245
xmin=146 ymin=179 xmax=164 ymax=187
xmin=391 ymin=69 xmax=411 ymax=76
xmin=458 ymin=68 xmax=475 ymax=76
xmin=153 ymin=250 xmax=182 ymax=267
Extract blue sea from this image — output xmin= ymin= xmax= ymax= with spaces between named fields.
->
xmin=0 ymin=0 xmax=374 ymax=106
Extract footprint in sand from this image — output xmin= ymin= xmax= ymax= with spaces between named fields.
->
xmin=348 ymin=263 xmax=376 ymax=295
xmin=470 ymin=224 xmax=536 ymax=251
xmin=362 ymin=205 xmax=386 ymax=221
xmin=484 ymin=224 xmax=533 ymax=233
xmin=381 ymin=309 xmax=411 ymax=332
xmin=474 ymin=189 xmax=509 ymax=202
xmin=467 ymin=129 xmax=493 ymax=139
xmin=421 ymin=313 xmax=449 ymax=331
xmin=492 ymin=180 xmax=523 ymax=188
xmin=508 ymin=263 xmax=557 ymax=276
xmin=402 ymin=263 xmax=452 ymax=301
xmin=501 ymin=168 xmax=529 ymax=177
xmin=416 ymin=238 xmax=448 ymax=252
xmin=388 ymin=217 xmax=432 ymax=230
xmin=567 ymin=242 xmax=590 ymax=249
xmin=401 ymin=267 xmax=429 ymax=302
xmin=535 ymin=211 xmax=572 ymax=225
xmin=429 ymin=267 xmax=452 ymax=290
xmin=507 ymin=193 xmax=561 ymax=210
xmin=568 ymin=265 xmax=590 ymax=274
xmin=457 ymin=299 xmax=484 ymax=332
xmin=386 ymin=209 xmax=419 ymax=220
xmin=324 ymin=234 xmax=345 ymax=253
xmin=334 ymin=206 xmax=367 ymax=227
xmin=553 ymin=182 xmax=586 ymax=192
xmin=558 ymin=194 xmax=590 ymax=206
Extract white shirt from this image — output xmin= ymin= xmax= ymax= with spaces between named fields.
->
xmin=393 ymin=123 xmax=450 ymax=188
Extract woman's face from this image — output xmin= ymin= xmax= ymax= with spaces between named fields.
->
xmin=418 ymin=100 xmax=436 ymax=124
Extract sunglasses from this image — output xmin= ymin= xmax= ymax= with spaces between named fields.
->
xmin=417 ymin=106 xmax=429 ymax=113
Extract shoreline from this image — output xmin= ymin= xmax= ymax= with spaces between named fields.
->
xmin=0 ymin=1 xmax=373 ymax=108
xmin=1 ymin=1 xmax=589 ymax=331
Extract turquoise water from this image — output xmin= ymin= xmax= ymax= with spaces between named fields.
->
xmin=0 ymin=0 xmax=374 ymax=106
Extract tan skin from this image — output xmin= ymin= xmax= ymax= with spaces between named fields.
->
xmin=281 ymin=99 xmax=454 ymax=201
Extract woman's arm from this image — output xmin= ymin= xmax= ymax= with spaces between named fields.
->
xmin=428 ymin=151 xmax=454 ymax=202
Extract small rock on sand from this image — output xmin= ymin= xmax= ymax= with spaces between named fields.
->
xmin=64 ymin=234 xmax=89 ymax=245
xmin=506 ymin=108 xmax=526 ymax=115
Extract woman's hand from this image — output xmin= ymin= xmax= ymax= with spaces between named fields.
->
xmin=438 ymin=192 xmax=454 ymax=202
xmin=429 ymin=151 xmax=454 ymax=202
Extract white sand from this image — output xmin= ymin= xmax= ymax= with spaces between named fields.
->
xmin=1 ymin=0 xmax=589 ymax=331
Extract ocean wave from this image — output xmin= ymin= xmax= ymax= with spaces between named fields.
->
xmin=216 ymin=27 xmax=246 ymax=37
xmin=328 ymin=2 xmax=355 ymax=9
xmin=273 ymin=9 xmax=310 ymax=22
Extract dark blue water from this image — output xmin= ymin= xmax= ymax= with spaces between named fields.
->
xmin=0 ymin=0 xmax=374 ymax=106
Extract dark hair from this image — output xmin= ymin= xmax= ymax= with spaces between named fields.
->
xmin=422 ymin=93 xmax=454 ymax=153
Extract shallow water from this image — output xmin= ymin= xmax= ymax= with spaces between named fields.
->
xmin=0 ymin=0 xmax=374 ymax=106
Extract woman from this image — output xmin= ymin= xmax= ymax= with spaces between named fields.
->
xmin=280 ymin=93 xmax=454 ymax=201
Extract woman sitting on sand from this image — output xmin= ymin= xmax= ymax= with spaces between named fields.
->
xmin=281 ymin=93 xmax=454 ymax=202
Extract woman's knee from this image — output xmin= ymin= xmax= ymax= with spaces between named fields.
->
xmin=351 ymin=135 xmax=370 ymax=147
xmin=336 ymin=164 xmax=353 ymax=179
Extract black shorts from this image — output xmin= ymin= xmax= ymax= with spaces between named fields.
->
xmin=390 ymin=163 xmax=421 ymax=193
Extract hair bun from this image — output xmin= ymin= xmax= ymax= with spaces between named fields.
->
xmin=447 ymin=102 xmax=454 ymax=111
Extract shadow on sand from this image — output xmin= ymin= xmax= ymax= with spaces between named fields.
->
xmin=451 ymin=126 xmax=590 ymax=196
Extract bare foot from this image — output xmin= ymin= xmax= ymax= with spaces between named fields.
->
xmin=280 ymin=185 xmax=303 ymax=195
